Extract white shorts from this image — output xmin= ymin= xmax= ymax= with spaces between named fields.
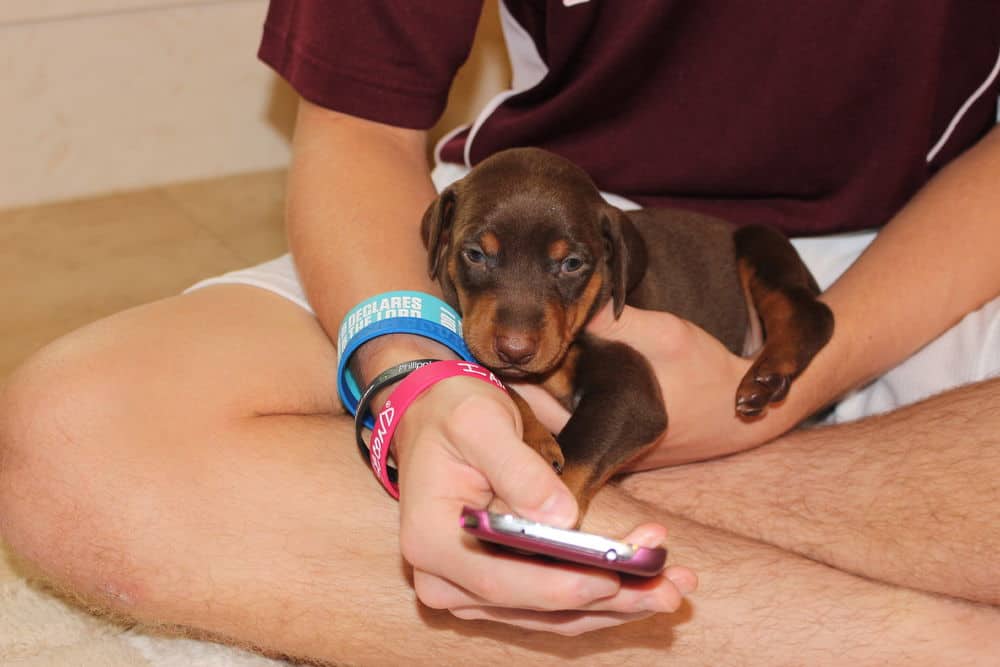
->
xmin=186 ymin=162 xmax=1000 ymax=424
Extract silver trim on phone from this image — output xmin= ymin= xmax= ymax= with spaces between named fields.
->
xmin=489 ymin=513 xmax=638 ymax=560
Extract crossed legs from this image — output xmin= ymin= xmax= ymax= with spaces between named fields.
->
xmin=0 ymin=285 xmax=996 ymax=665
xmin=622 ymin=377 xmax=1000 ymax=606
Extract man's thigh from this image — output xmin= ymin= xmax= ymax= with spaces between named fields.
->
xmin=4 ymin=284 xmax=340 ymax=423
xmin=0 ymin=284 xmax=342 ymax=578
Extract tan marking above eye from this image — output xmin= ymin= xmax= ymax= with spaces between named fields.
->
xmin=480 ymin=232 xmax=501 ymax=255
xmin=548 ymin=239 xmax=570 ymax=261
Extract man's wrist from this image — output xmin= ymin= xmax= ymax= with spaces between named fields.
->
xmin=351 ymin=334 xmax=458 ymax=404
xmin=362 ymin=360 xmax=509 ymax=499
xmin=336 ymin=291 xmax=471 ymax=422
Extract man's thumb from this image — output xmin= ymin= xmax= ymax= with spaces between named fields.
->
xmin=450 ymin=395 xmax=579 ymax=527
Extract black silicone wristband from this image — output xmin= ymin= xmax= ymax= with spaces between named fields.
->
xmin=354 ymin=358 xmax=440 ymax=483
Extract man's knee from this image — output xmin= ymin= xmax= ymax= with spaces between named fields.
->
xmin=0 ymin=341 xmax=141 ymax=604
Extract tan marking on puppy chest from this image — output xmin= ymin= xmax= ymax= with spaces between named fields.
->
xmin=541 ymin=345 xmax=581 ymax=409
xmin=480 ymin=232 xmax=501 ymax=255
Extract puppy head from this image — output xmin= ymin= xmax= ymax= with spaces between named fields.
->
xmin=420 ymin=148 xmax=646 ymax=379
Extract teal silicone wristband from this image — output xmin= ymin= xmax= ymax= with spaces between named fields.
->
xmin=336 ymin=291 xmax=474 ymax=427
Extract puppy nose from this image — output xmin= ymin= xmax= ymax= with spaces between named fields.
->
xmin=494 ymin=334 xmax=537 ymax=365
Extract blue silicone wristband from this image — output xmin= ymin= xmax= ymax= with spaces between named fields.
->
xmin=336 ymin=291 xmax=474 ymax=428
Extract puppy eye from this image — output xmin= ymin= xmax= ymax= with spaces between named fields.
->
xmin=560 ymin=256 xmax=584 ymax=273
xmin=463 ymin=247 xmax=486 ymax=264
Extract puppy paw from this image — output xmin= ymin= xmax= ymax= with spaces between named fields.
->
xmin=507 ymin=387 xmax=566 ymax=474
xmin=526 ymin=431 xmax=566 ymax=476
xmin=735 ymin=358 xmax=792 ymax=417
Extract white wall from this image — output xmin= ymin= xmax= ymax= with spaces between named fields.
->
xmin=0 ymin=1 xmax=511 ymax=210
xmin=0 ymin=0 xmax=299 ymax=209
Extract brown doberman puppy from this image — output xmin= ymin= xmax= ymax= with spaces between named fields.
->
xmin=421 ymin=148 xmax=833 ymax=517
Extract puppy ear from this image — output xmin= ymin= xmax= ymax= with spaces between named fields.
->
xmin=601 ymin=207 xmax=647 ymax=318
xmin=420 ymin=186 xmax=457 ymax=280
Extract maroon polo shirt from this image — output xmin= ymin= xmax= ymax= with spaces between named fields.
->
xmin=259 ymin=1 xmax=1000 ymax=236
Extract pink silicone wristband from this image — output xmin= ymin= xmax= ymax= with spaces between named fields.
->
xmin=368 ymin=360 xmax=507 ymax=499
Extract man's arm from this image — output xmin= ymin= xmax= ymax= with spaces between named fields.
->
xmin=282 ymin=98 xmax=695 ymax=634
xmin=553 ymin=124 xmax=1000 ymax=466
xmin=813 ymin=123 xmax=1000 ymax=404
xmin=285 ymin=99 xmax=454 ymax=373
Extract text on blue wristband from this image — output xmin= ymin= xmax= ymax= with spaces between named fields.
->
xmin=338 ymin=294 xmax=461 ymax=351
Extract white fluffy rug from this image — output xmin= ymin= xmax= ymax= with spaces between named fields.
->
xmin=0 ymin=542 xmax=291 ymax=667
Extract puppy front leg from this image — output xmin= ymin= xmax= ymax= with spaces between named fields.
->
xmin=555 ymin=337 xmax=667 ymax=520
xmin=508 ymin=388 xmax=565 ymax=474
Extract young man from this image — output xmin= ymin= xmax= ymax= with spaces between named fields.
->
xmin=2 ymin=3 xmax=998 ymax=664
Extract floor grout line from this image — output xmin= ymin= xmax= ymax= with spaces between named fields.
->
xmin=153 ymin=175 xmax=287 ymax=265
xmin=0 ymin=0 xmax=259 ymax=31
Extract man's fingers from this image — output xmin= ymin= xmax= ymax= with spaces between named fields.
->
xmin=445 ymin=392 xmax=579 ymax=527
xmin=450 ymin=606 xmax=657 ymax=636
xmin=619 ymin=524 xmax=697 ymax=595
xmin=585 ymin=301 xmax=689 ymax=351
xmin=621 ymin=521 xmax=668 ymax=547
xmin=663 ymin=566 xmax=698 ymax=596
xmin=408 ymin=536 xmax=621 ymax=611
xmin=414 ymin=563 xmax=685 ymax=615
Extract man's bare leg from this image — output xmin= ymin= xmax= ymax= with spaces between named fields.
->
xmin=0 ymin=286 xmax=995 ymax=665
xmin=622 ymin=378 xmax=1000 ymax=606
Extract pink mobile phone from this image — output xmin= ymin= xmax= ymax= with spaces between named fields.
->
xmin=460 ymin=506 xmax=667 ymax=577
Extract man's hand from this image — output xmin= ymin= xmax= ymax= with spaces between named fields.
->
xmin=516 ymin=303 xmax=799 ymax=468
xmin=391 ymin=376 xmax=696 ymax=635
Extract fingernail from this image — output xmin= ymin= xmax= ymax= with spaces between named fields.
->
xmin=539 ymin=490 xmax=577 ymax=527
xmin=666 ymin=569 xmax=697 ymax=595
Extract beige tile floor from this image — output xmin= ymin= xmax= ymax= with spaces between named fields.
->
xmin=0 ymin=170 xmax=292 ymax=666
xmin=0 ymin=169 xmax=289 ymax=379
